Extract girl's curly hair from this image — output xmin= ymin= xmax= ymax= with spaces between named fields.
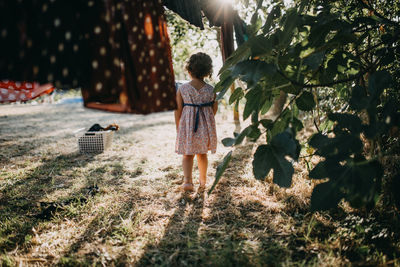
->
xmin=186 ymin=52 xmax=213 ymax=79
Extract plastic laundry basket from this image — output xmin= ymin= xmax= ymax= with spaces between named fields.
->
xmin=78 ymin=131 xmax=113 ymax=153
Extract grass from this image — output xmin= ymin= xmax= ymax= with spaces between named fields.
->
xmin=0 ymin=102 xmax=399 ymax=266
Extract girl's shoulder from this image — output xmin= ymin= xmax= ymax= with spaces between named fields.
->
xmin=205 ymin=83 xmax=214 ymax=90
xmin=177 ymin=82 xmax=191 ymax=92
xmin=204 ymin=83 xmax=214 ymax=93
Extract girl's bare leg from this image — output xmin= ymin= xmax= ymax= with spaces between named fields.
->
xmin=182 ymin=155 xmax=195 ymax=191
xmin=196 ymin=154 xmax=208 ymax=187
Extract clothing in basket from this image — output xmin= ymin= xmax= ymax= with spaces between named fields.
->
xmin=175 ymin=82 xmax=217 ymax=155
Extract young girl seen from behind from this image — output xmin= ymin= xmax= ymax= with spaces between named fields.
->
xmin=175 ymin=52 xmax=218 ymax=192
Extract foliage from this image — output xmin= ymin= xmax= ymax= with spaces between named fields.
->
xmin=165 ymin=10 xmax=221 ymax=80
xmin=214 ymin=0 xmax=400 ymax=211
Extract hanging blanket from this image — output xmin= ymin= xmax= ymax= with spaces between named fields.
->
xmin=0 ymin=0 xmax=176 ymax=114
xmin=0 ymin=81 xmax=54 ymax=103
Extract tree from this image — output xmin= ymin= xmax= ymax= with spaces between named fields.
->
xmin=211 ymin=0 xmax=400 ymax=211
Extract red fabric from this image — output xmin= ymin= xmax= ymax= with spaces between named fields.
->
xmin=0 ymin=81 xmax=54 ymax=103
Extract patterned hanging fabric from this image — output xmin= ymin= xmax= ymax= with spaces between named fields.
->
xmin=0 ymin=0 xmax=176 ymax=114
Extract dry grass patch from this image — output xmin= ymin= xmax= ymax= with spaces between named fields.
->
xmin=0 ymin=103 xmax=399 ymax=266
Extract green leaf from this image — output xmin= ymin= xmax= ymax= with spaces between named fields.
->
xmin=232 ymin=60 xmax=276 ymax=85
xmin=309 ymin=161 xmax=329 ymax=179
xmin=208 ymin=151 xmax=232 ymax=194
xmin=249 ymin=35 xmax=273 ymax=57
xmin=311 ymin=181 xmax=344 ymax=211
xmin=368 ymin=70 xmax=392 ymax=99
xmin=270 ymin=109 xmax=291 ymax=137
xmin=248 ymin=12 xmax=263 ymax=36
xmin=309 ymin=133 xmax=329 ymax=149
xmin=222 ymin=138 xmax=235 ymax=147
xmin=229 ymin=87 xmax=244 ymax=105
xmin=345 ymin=159 xmax=383 ymax=208
xmin=296 ymin=91 xmax=315 ymax=111
xmin=215 ymin=70 xmax=235 ymax=100
xmin=260 ymin=97 xmax=273 ymax=115
xmin=309 ymin=133 xmax=363 ymax=159
xmin=252 ymin=144 xmax=294 ymax=187
xmin=291 ymin=117 xmax=304 ymax=132
xmin=303 ymin=51 xmax=325 ymax=70
xmin=253 ymin=145 xmax=272 ymax=180
xmin=260 ymin=119 xmax=274 ymax=129
xmin=310 ymin=157 xmax=383 ymax=210
xmin=349 ymin=85 xmax=369 ymax=111
xmin=219 ymin=43 xmax=251 ymax=75
xmin=253 ymin=131 xmax=299 ymax=187
xmin=270 ymin=131 xmax=299 ymax=160
xmin=251 ymin=110 xmax=259 ymax=124
xmin=243 ymin=87 xmax=262 ymax=120
xmin=328 ymin=31 xmax=357 ymax=46
xmin=235 ymin=126 xmax=253 ymax=145
xmin=309 ymin=159 xmax=345 ymax=180
xmin=328 ymin=113 xmax=362 ymax=134
xmin=280 ymin=8 xmax=300 ymax=47
xmin=382 ymin=99 xmax=400 ymax=128
xmin=247 ymin=125 xmax=262 ymax=141
xmin=262 ymin=5 xmax=281 ymax=34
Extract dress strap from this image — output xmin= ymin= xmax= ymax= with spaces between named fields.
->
xmin=183 ymin=101 xmax=214 ymax=132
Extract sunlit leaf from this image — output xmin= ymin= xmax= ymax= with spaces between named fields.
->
xmin=229 ymin=87 xmax=244 ymax=105
xmin=208 ymin=151 xmax=232 ymax=194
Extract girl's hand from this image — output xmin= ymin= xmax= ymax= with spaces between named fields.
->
xmin=174 ymin=89 xmax=184 ymax=131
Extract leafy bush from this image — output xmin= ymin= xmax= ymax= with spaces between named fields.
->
xmin=211 ymin=0 xmax=400 ymax=211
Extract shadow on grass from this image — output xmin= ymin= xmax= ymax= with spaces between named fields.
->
xmin=0 ymin=153 xmax=96 ymax=251
xmin=128 ymin=143 xmax=287 ymax=266
xmin=132 ymin=190 xmax=205 ymax=266
xmin=58 ymin=189 xmax=141 ymax=266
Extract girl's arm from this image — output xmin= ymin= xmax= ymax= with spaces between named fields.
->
xmin=174 ymin=90 xmax=184 ymax=131
xmin=213 ymin=93 xmax=218 ymax=115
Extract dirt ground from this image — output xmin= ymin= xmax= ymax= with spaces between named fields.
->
xmin=0 ymin=102 xmax=399 ymax=266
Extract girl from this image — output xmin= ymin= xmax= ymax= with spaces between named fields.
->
xmin=175 ymin=52 xmax=218 ymax=192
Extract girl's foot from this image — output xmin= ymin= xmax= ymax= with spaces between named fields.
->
xmin=183 ymin=183 xmax=194 ymax=192
xmin=199 ymin=179 xmax=206 ymax=188
xmin=198 ymin=184 xmax=206 ymax=193
xmin=183 ymin=177 xmax=194 ymax=192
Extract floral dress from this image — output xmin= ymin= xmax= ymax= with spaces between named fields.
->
xmin=175 ymin=82 xmax=217 ymax=155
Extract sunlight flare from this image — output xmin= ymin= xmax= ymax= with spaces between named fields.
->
xmin=219 ymin=0 xmax=235 ymax=5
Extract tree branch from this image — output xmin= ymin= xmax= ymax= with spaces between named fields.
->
xmin=358 ymin=0 xmax=399 ymax=27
